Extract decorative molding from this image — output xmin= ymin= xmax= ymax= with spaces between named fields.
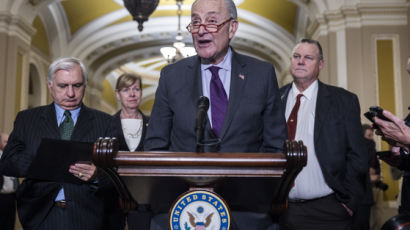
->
xmin=29 ymin=0 xmax=47 ymax=6
xmin=0 ymin=12 xmax=36 ymax=44
xmin=307 ymin=1 xmax=409 ymax=37
xmin=40 ymin=1 xmax=70 ymax=58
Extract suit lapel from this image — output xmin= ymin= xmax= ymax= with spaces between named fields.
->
xmin=280 ymin=84 xmax=292 ymax=112
xmin=71 ymin=104 xmax=94 ymax=140
xmin=218 ymin=51 xmax=247 ymax=138
xmin=314 ymin=81 xmax=331 ymax=145
xmin=189 ymin=56 xmax=204 ymax=104
xmin=188 ymin=56 xmax=216 ymax=138
xmin=40 ymin=103 xmax=60 ymax=139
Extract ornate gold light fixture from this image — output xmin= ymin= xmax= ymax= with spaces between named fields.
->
xmin=123 ymin=0 xmax=160 ymax=32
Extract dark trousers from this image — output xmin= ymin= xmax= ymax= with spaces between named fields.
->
xmin=352 ymin=204 xmax=371 ymax=230
xmin=0 ymin=193 xmax=16 ymax=230
xmin=279 ymin=194 xmax=352 ymax=230
xmin=39 ymin=204 xmax=69 ymax=230
xmin=400 ymin=176 xmax=410 ymax=214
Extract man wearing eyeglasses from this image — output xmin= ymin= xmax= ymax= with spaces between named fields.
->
xmin=145 ymin=0 xmax=286 ymax=229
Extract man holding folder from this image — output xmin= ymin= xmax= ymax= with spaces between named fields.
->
xmin=0 ymin=57 xmax=117 ymax=230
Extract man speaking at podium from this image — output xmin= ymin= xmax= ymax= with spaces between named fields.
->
xmin=145 ymin=0 xmax=287 ymax=229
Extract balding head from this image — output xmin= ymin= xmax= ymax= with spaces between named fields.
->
xmin=0 ymin=133 xmax=9 ymax=150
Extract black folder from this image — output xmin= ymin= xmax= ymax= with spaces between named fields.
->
xmin=27 ymin=138 xmax=93 ymax=184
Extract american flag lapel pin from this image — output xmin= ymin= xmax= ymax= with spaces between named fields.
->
xmin=238 ymin=73 xmax=245 ymax=80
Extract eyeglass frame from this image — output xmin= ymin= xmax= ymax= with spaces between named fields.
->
xmin=186 ymin=17 xmax=234 ymax=34
xmin=118 ymin=86 xmax=141 ymax=94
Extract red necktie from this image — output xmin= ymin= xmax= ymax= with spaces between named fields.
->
xmin=287 ymin=94 xmax=303 ymax=140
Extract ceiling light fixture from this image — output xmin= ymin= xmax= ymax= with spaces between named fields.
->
xmin=123 ymin=0 xmax=159 ymax=32
xmin=160 ymin=0 xmax=196 ymax=64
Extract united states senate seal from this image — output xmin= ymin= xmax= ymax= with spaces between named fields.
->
xmin=169 ymin=190 xmax=230 ymax=230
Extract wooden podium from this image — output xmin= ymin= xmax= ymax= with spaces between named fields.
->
xmin=92 ymin=138 xmax=307 ymax=223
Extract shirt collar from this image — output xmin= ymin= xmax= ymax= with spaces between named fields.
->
xmin=201 ymin=47 xmax=232 ymax=71
xmin=54 ymin=103 xmax=81 ymax=124
xmin=290 ymin=80 xmax=318 ymax=101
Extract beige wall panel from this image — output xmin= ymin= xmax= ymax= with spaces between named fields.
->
xmin=0 ymin=33 xmax=31 ymax=133
xmin=345 ymin=28 xmax=366 ymax=104
xmin=316 ymin=36 xmax=330 ymax=84
xmin=325 ymin=32 xmax=339 ymax=86
xmin=0 ymin=33 xmax=8 ymax=132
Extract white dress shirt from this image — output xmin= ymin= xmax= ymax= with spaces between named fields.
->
xmin=285 ymin=80 xmax=334 ymax=200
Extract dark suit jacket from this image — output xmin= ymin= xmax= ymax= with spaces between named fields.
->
xmin=0 ymin=103 xmax=117 ymax=230
xmin=144 ymin=50 xmax=287 ymax=229
xmin=279 ymin=81 xmax=368 ymax=212
xmin=113 ymin=110 xmax=149 ymax=151
xmin=144 ymin=50 xmax=287 ymax=153
xmin=110 ymin=110 xmax=150 ymax=230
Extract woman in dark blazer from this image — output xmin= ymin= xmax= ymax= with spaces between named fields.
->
xmin=114 ymin=73 xmax=149 ymax=152
xmin=106 ymin=73 xmax=150 ymax=230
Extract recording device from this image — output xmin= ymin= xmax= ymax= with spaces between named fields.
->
xmin=365 ymin=106 xmax=410 ymax=130
xmin=376 ymin=150 xmax=392 ymax=158
xmin=364 ymin=106 xmax=392 ymax=129
xmin=364 ymin=106 xmax=391 ymax=123
xmin=374 ymin=180 xmax=389 ymax=191
xmin=195 ymin=96 xmax=209 ymax=152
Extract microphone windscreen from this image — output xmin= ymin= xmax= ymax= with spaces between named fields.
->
xmin=197 ymin=96 xmax=209 ymax=110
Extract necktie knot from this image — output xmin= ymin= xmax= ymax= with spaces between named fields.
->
xmin=208 ymin=66 xmax=221 ymax=77
xmin=64 ymin=110 xmax=71 ymax=118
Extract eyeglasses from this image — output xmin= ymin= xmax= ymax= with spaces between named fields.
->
xmin=186 ymin=18 xmax=233 ymax=34
xmin=120 ymin=87 xmax=141 ymax=94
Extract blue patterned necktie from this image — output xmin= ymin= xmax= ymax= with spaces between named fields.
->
xmin=60 ymin=110 xmax=74 ymax=140
xmin=208 ymin=66 xmax=228 ymax=137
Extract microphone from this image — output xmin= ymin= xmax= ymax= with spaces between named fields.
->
xmin=195 ymin=96 xmax=209 ymax=152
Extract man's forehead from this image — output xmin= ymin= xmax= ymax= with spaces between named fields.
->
xmin=192 ymin=0 xmax=226 ymax=16
xmin=293 ymin=43 xmax=319 ymax=55
xmin=53 ymin=72 xmax=84 ymax=84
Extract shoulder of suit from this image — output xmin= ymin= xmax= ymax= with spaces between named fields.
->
xmin=162 ymin=55 xmax=198 ymax=72
xmin=233 ymin=51 xmax=273 ymax=69
xmin=319 ymin=82 xmax=358 ymax=103
xmin=16 ymin=104 xmax=51 ymax=116
xmin=321 ymin=82 xmax=357 ymax=97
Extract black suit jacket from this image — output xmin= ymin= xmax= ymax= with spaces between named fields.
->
xmin=145 ymin=50 xmax=287 ymax=153
xmin=113 ymin=110 xmax=149 ymax=151
xmin=280 ymin=81 xmax=368 ymax=212
xmin=0 ymin=103 xmax=117 ymax=230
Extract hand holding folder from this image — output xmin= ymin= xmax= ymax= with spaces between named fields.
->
xmin=27 ymin=138 xmax=93 ymax=184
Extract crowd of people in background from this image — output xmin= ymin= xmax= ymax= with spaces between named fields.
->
xmin=0 ymin=0 xmax=409 ymax=229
